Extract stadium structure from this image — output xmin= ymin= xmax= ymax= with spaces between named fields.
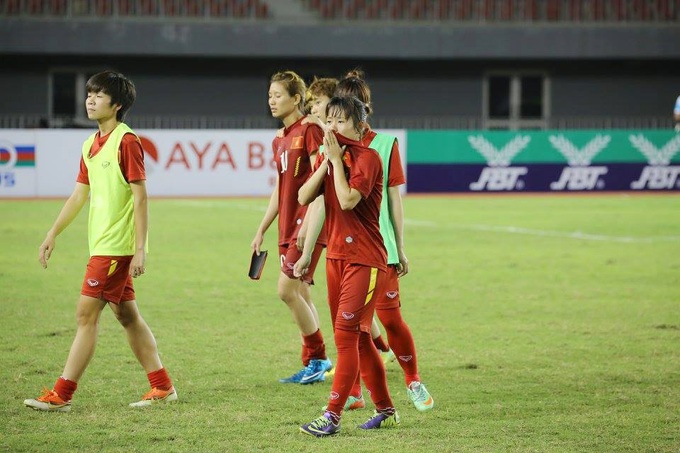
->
xmin=1 ymin=0 xmax=679 ymax=131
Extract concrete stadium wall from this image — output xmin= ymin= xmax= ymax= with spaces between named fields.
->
xmin=2 ymin=19 xmax=679 ymax=60
xmin=1 ymin=56 xmax=678 ymax=122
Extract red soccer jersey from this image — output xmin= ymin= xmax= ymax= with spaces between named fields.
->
xmin=77 ymin=132 xmax=145 ymax=184
xmin=362 ymin=129 xmax=406 ymax=188
xmin=318 ymin=133 xmax=386 ymax=270
xmin=272 ymin=117 xmax=326 ymax=246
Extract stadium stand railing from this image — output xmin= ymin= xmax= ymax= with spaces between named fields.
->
xmin=0 ymin=114 xmax=673 ymax=130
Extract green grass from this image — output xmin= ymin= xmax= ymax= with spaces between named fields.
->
xmin=1 ymin=194 xmax=678 ymax=452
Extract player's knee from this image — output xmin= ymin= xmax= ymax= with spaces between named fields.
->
xmin=74 ymin=310 xmax=99 ymax=328
xmin=277 ymin=287 xmax=297 ymax=303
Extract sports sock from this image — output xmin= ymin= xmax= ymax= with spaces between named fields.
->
xmin=53 ymin=376 xmax=77 ymax=402
xmin=325 ymin=328 xmax=360 ymax=416
xmin=372 ymin=335 xmax=390 ymax=352
xmin=325 ymin=410 xmax=340 ymax=425
xmin=358 ymin=332 xmax=393 ymax=410
xmin=376 ymin=307 xmax=420 ymax=386
xmin=350 ymin=373 xmax=362 ymax=398
xmin=302 ymin=329 xmax=327 ymax=365
xmin=147 ymin=368 xmax=173 ymax=391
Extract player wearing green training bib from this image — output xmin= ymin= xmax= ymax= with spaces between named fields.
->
xmin=24 ymin=71 xmax=176 ymax=413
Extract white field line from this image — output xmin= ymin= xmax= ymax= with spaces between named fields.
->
xmin=405 ymin=219 xmax=680 ymax=244
xmin=171 ymin=201 xmax=679 ymax=244
xmin=169 ymin=200 xmax=267 ymax=211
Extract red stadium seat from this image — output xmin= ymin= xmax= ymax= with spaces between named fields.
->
xmin=139 ymin=0 xmax=158 ymax=15
xmin=256 ymin=1 xmax=267 ymax=17
xmin=49 ymin=0 xmax=66 ymax=15
xmin=300 ymin=0 xmax=677 ymax=22
xmin=545 ymin=0 xmax=558 ymax=21
xmin=26 ymin=0 xmax=42 ymax=14
xmin=436 ymin=0 xmax=451 ymax=20
xmin=96 ymin=0 xmax=112 ymax=15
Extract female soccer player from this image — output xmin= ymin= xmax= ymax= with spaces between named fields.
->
xmin=24 ymin=71 xmax=175 ymax=411
xmin=334 ymin=70 xmax=434 ymax=412
xmin=296 ymin=96 xmax=399 ymax=437
xmin=308 ymin=76 xmax=338 ymax=123
xmin=251 ymin=71 xmax=332 ymax=384
xmin=306 ymin=74 xmax=394 ymax=384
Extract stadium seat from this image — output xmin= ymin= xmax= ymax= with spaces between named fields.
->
xmin=3 ymin=0 xmax=673 ymax=22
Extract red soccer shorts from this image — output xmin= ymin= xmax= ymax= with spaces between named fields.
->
xmin=375 ymin=264 xmax=402 ymax=310
xmin=80 ymin=256 xmax=135 ymax=304
xmin=279 ymin=242 xmax=324 ymax=285
xmin=326 ymin=258 xmax=386 ymax=334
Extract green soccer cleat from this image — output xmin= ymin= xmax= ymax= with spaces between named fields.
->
xmin=382 ymin=349 xmax=397 ymax=365
xmin=407 ymin=381 xmax=434 ymax=412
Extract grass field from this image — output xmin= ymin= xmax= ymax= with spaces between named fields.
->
xmin=1 ymin=194 xmax=679 ymax=452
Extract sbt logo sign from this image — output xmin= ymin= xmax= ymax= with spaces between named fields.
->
xmin=549 ymin=134 xmax=610 ymax=190
xmin=468 ymin=135 xmax=529 ymax=191
xmin=629 ymin=134 xmax=680 ymax=189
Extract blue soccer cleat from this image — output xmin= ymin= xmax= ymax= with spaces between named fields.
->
xmin=300 ymin=358 xmax=333 ymax=385
xmin=279 ymin=367 xmax=306 ymax=384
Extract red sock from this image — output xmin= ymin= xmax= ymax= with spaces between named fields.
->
xmin=53 ymin=376 xmax=77 ymax=402
xmin=372 ymin=335 xmax=390 ymax=352
xmin=359 ymin=333 xmax=393 ymax=410
xmin=325 ymin=328 xmax=360 ymax=417
xmin=302 ymin=329 xmax=327 ymax=365
xmin=147 ymin=368 xmax=172 ymax=391
xmin=350 ymin=373 xmax=362 ymax=398
xmin=377 ymin=307 xmax=420 ymax=385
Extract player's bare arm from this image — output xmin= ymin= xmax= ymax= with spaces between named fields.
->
xmin=39 ymin=182 xmax=90 ymax=269
xmin=388 ymin=185 xmax=409 ymax=277
xmin=298 ymin=159 xmax=327 ymax=206
xmin=293 ymin=199 xmax=325 ymax=278
xmin=129 ymin=180 xmax=148 ymax=278
xmin=252 ymin=178 xmax=280 ymax=255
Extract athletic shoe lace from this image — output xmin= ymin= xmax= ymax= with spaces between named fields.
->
xmin=142 ymin=387 xmax=169 ymax=400
xmin=37 ymin=388 xmax=65 ymax=403
xmin=305 ymin=361 xmax=319 ymax=373
xmin=410 ymin=383 xmax=429 ymax=403
xmin=309 ymin=415 xmax=332 ymax=429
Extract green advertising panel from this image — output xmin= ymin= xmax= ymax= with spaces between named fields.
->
xmin=408 ymin=130 xmax=680 ymax=165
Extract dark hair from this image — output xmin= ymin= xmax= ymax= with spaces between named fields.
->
xmin=326 ymin=96 xmax=368 ymax=136
xmin=335 ymin=69 xmax=373 ymax=117
xmin=86 ymin=71 xmax=136 ymax=122
xmin=270 ymin=70 xmax=306 ymax=114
